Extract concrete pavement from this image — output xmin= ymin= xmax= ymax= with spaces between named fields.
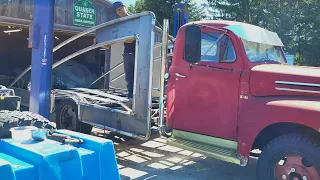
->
xmin=92 ymin=128 xmax=257 ymax=180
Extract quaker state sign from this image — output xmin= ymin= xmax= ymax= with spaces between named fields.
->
xmin=73 ymin=0 xmax=96 ymax=27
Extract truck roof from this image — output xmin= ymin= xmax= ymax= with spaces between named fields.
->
xmin=184 ymin=19 xmax=251 ymax=27
xmin=184 ymin=20 xmax=284 ymax=47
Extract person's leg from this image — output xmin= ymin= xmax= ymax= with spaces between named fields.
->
xmin=123 ymin=54 xmax=135 ymax=99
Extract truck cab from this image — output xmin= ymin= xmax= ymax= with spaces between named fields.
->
xmin=165 ymin=20 xmax=320 ymax=180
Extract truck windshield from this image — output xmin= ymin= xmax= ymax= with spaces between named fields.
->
xmin=242 ymin=39 xmax=286 ymax=64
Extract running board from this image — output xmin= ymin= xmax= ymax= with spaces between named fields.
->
xmin=166 ymin=130 xmax=241 ymax=165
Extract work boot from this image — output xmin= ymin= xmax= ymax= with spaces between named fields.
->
xmin=125 ymin=98 xmax=133 ymax=109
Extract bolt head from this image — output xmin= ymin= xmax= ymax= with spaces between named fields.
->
xmin=282 ymin=175 xmax=287 ymax=179
xmin=291 ymin=168 xmax=295 ymax=172
xmin=303 ymin=176 xmax=307 ymax=180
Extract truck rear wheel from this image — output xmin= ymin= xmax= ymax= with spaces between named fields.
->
xmin=56 ymin=99 xmax=92 ymax=135
xmin=257 ymin=134 xmax=320 ymax=180
xmin=0 ymin=110 xmax=56 ymax=138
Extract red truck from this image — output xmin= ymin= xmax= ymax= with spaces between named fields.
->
xmin=8 ymin=12 xmax=319 ymax=180
xmin=163 ymin=20 xmax=320 ymax=180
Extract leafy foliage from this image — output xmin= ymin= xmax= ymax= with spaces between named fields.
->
xmin=128 ymin=0 xmax=206 ymax=34
xmin=207 ymin=0 xmax=320 ymax=67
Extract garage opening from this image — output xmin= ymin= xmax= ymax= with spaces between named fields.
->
xmin=0 ymin=24 xmax=109 ymax=107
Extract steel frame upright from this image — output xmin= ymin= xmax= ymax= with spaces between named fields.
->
xmin=173 ymin=3 xmax=189 ymax=38
xmin=29 ymin=0 xmax=55 ymax=118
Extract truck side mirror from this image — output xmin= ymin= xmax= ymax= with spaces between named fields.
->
xmin=184 ymin=25 xmax=201 ymax=63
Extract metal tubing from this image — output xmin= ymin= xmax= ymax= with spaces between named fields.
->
xmin=29 ymin=0 xmax=55 ymax=118
xmin=79 ymin=103 xmax=132 ymax=115
xmin=110 ymin=73 xmax=125 ymax=83
xmin=88 ymin=61 xmax=124 ymax=88
xmin=53 ymin=36 xmax=135 ymax=69
xmin=144 ymin=28 xmax=154 ymax=141
xmin=59 ymin=89 xmax=132 ymax=114
xmin=53 ymin=12 xmax=153 ymax=52
xmin=9 ymin=12 xmax=154 ymax=88
xmin=158 ymin=19 xmax=171 ymax=137
xmin=82 ymin=120 xmax=146 ymax=140
xmin=132 ymin=35 xmax=140 ymax=111
xmin=88 ymin=48 xmax=163 ymax=88
xmin=73 ymin=88 xmax=128 ymax=102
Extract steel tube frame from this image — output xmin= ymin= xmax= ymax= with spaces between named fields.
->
xmin=88 ymin=55 xmax=162 ymax=89
xmin=9 ymin=11 xmax=157 ymax=141
xmin=52 ymin=36 xmax=135 ymax=69
xmin=158 ymin=19 xmax=171 ymax=137
xmin=82 ymin=120 xmax=143 ymax=139
xmin=94 ymin=13 xmax=155 ymax=140
xmin=88 ymin=61 xmax=124 ymax=88
xmin=9 ymin=12 xmax=153 ymax=88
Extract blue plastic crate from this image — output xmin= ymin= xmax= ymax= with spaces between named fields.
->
xmin=0 ymin=130 xmax=120 ymax=180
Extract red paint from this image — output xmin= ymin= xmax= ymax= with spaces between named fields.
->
xmin=250 ymin=64 xmax=320 ymax=97
xmin=166 ymin=20 xmax=320 ymax=158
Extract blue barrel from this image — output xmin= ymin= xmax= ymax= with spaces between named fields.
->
xmin=0 ymin=130 xmax=120 ymax=180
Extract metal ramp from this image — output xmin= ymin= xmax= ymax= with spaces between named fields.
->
xmin=55 ymin=87 xmax=161 ymax=117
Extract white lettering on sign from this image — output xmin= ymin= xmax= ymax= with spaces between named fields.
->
xmin=42 ymin=35 xmax=47 ymax=66
xmin=74 ymin=19 xmax=95 ymax=25
xmin=73 ymin=0 xmax=96 ymax=27
xmin=75 ymin=6 xmax=95 ymax=14
xmin=76 ymin=12 xmax=94 ymax=19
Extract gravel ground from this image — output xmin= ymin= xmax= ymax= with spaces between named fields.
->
xmin=92 ymin=128 xmax=257 ymax=180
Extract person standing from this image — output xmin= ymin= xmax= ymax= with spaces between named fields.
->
xmin=112 ymin=1 xmax=136 ymax=107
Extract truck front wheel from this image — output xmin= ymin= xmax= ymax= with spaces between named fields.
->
xmin=257 ymin=134 xmax=320 ymax=180
xmin=56 ymin=99 xmax=92 ymax=134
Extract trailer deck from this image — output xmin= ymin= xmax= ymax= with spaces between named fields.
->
xmin=55 ymin=87 xmax=161 ymax=121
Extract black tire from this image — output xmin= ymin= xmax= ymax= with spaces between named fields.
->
xmin=257 ymin=134 xmax=320 ymax=180
xmin=0 ymin=98 xmax=18 ymax=111
xmin=0 ymin=110 xmax=56 ymax=138
xmin=56 ymin=99 xmax=92 ymax=134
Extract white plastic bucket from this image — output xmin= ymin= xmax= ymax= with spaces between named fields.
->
xmin=10 ymin=126 xmax=38 ymax=140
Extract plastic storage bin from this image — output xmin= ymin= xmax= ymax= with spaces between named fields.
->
xmin=0 ymin=129 xmax=120 ymax=180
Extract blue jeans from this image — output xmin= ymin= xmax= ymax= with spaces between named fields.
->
xmin=123 ymin=53 xmax=135 ymax=98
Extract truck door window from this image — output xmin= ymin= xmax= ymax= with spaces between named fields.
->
xmin=220 ymin=36 xmax=236 ymax=62
xmin=200 ymin=32 xmax=236 ymax=63
xmin=201 ymin=32 xmax=220 ymax=62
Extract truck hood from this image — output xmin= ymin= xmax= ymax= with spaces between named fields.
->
xmin=249 ymin=64 xmax=320 ymax=97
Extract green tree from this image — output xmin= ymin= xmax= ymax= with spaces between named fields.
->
xmin=208 ymin=0 xmax=320 ymax=67
xmin=207 ymin=0 xmax=250 ymax=22
xmin=128 ymin=0 xmax=206 ymax=34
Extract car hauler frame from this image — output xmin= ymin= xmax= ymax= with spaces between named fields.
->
xmin=10 ymin=12 xmax=169 ymax=140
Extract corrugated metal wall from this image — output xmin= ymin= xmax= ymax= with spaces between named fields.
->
xmin=0 ymin=0 xmax=114 ymax=28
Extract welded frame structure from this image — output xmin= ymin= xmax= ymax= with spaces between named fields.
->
xmin=54 ymin=12 xmax=156 ymax=140
xmin=10 ymin=12 xmax=157 ymax=140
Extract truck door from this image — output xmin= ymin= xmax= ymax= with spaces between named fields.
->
xmin=168 ymin=29 xmax=242 ymax=141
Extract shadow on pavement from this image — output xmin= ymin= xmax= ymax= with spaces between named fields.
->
xmin=93 ymin=128 xmax=257 ymax=180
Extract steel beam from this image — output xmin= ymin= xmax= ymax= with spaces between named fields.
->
xmin=173 ymin=3 xmax=189 ymax=38
xmin=29 ymin=0 xmax=55 ymax=118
